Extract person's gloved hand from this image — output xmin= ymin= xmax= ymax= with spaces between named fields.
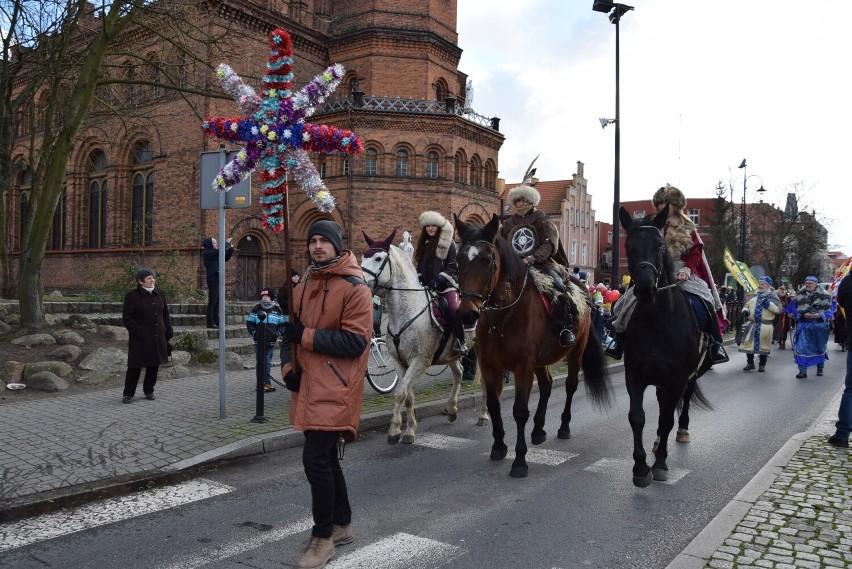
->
xmin=284 ymin=322 xmax=305 ymax=344
xmin=428 ymin=275 xmax=448 ymax=291
xmin=741 ymin=310 xmax=749 ymax=320
xmin=283 ymin=370 xmax=301 ymax=392
xmin=762 ymin=299 xmax=771 ymax=309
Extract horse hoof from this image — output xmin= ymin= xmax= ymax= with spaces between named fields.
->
xmin=387 ymin=434 xmax=401 ymax=445
xmin=557 ymin=428 xmax=571 ymax=440
xmin=652 ymin=468 xmax=669 ymax=482
xmin=476 ymin=418 xmax=490 ymax=427
xmin=401 ymin=434 xmax=415 ymax=444
xmin=509 ymin=465 xmax=528 ymax=478
xmin=490 ymin=447 xmax=508 ymax=461
xmin=676 ymin=429 xmax=691 ymax=443
xmin=446 ymin=413 xmax=457 ymax=423
xmin=633 ymin=472 xmax=653 ymax=488
xmin=531 ymin=432 xmax=546 ymax=445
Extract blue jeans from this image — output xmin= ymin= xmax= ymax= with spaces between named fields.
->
xmin=255 ymin=343 xmax=274 ymax=385
xmin=834 ymin=349 xmax=852 ymax=441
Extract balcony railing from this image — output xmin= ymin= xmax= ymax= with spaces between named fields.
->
xmin=314 ymin=94 xmax=500 ymax=132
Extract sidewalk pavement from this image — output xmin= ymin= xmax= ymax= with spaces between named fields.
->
xmin=1 ymin=356 xmax=850 ymax=569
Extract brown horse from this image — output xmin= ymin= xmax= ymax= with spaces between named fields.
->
xmin=454 ymin=214 xmax=612 ymax=477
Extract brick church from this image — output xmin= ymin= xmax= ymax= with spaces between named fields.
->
xmin=6 ymin=0 xmax=504 ymax=299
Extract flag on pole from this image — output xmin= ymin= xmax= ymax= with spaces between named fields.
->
xmin=723 ymin=247 xmax=759 ymax=295
xmin=829 ymin=256 xmax=852 ymax=298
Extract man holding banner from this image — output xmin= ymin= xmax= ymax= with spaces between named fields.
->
xmin=723 ymin=247 xmax=760 ymax=329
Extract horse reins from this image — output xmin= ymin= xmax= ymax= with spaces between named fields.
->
xmin=458 ymin=240 xmax=530 ymax=312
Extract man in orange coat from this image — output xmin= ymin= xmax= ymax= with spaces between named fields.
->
xmin=280 ymin=220 xmax=373 ymax=569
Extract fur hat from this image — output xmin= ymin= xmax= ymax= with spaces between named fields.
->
xmin=507 ymin=184 xmax=540 ymax=206
xmin=652 ymin=184 xmax=686 ymax=210
xmin=259 ymin=287 xmax=275 ymax=300
xmin=135 ymin=268 xmax=155 ymax=282
xmin=418 ymin=211 xmax=448 ymax=229
xmin=307 ymin=220 xmax=343 ymax=255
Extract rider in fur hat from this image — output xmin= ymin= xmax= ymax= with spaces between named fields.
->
xmin=414 ymin=210 xmax=468 ymax=354
xmin=501 ymin=182 xmax=577 ymax=347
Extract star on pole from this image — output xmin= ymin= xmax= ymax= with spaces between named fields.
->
xmin=202 ymin=28 xmax=363 ymax=232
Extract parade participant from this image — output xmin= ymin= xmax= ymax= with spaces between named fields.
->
xmin=775 ymin=288 xmax=794 ymax=350
xmin=500 ymin=183 xmax=576 ymax=347
xmin=279 ymin=220 xmax=373 ymax=569
xmin=202 ymin=236 xmax=234 ymax=329
xmin=246 ymin=287 xmax=286 ymax=392
xmin=828 ymin=273 xmax=851 ymax=448
xmin=414 ymin=210 xmax=468 ymax=354
xmin=784 ymin=275 xmax=834 ymax=378
xmin=739 ymin=277 xmax=782 ymax=372
xmin=608 ymin=185 xmax=728 ymax=364
xmin=121 ymin=268 xmax=173 ymax=403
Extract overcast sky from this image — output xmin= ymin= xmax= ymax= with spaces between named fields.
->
xmin=457 ymin=0 xmax=851 ymax=254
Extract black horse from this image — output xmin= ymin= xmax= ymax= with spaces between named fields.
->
xmin=618 ymin=205 xmax=712 ymax=487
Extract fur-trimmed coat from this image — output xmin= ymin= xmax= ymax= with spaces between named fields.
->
xmin=416 ymin=221 xmax=459 ymax=289
xmin=500 ymin=209 xmax=561 ymax=271
xmin=738 ymin=290 xmax=781 ymax=355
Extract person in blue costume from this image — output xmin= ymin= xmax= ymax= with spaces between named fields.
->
xmin=783 ymin=275 xmax=834 ymax=378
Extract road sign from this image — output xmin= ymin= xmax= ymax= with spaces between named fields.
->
xmin=199 ymin=150 xmax=251 ymax=210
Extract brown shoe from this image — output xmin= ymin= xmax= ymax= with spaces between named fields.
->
xmin=297 ymin=536 xmax=334 ymax=569
xmin=331 ymin=524 xmax=354 ymax=546
xmin=122 ymin=396 xmax=133 ymax=404
xmin=145 ymin=393 xmax=156 ymax=400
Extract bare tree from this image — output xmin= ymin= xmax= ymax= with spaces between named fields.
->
xmin=703 ymin=180 xmax=739 ymax=283
xmin=0 ymin=0 xmax=230 ymax=327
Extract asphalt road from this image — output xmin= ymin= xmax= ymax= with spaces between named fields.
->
xmin=0 ymin=351 xmax=844 ymax=569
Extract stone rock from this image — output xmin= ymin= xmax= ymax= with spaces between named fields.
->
xmin=160 ymin=365 xmax=190 ymax=380
xmin=98 ymin=325 xmax=129 ymax=341
xmin=0 ymin=361 xmax=25 ymax=384
xmin=52 ymin=329 xmax=85 ymax=345
xmin=48 ymin=344 xmax=82 ymax=362
xmin=11 ymin=333 xmax=57 ymax=347
xmin=224 ymin=351 xmax=243 ymax=371
xmin=5 ymin=314 xmax=21 ymax=326
xmin=164 ymin=350 xmax=191 ymax=367
xmin=66 ymin=314 xmax=97 ymax=330
xmin=0 ymin=304 xmax=8 ymax=317
xmin=79 ymin=347 xmax=127 ymax=371
xmin=25 ymin=370 xmax=69 ymax=392
xmin=76 ymin=370 xmax=115 ymax=385
xmin=43 ymin=313 xmax=57 ymax=325
xmin=48 ymin=290 xmax=63 ymax=297
xmin=0 ymin=320 xmax=11 ymax=335
xmin=23 ymin=361 xmax=73 ymax=379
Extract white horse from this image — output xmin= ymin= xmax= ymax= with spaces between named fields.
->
xmin=361 ymin=231 xmax=487 ymax=444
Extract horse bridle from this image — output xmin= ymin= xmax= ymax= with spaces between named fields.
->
xmin=458 ymin=240 xmax=529 ymax=312
xmin=629 ymin=226 xmax=680 ymax=292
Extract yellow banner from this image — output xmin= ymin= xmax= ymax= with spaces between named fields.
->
xmin=723 ymin=247 xmax=759 ymax=295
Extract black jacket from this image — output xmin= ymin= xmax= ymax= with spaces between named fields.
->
xmin=837 ymin=274 xmax=852 ymax=349
xmin=122 ymin=286 xmax=173 ymax=368
xmin=202 ymin=237 xmax=234 ymax=281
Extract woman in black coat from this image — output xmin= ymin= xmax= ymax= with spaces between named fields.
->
xmin=121 ymin=268 xmax=173 ymax=403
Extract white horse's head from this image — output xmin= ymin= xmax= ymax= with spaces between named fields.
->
xmin=361 ymin=230 xmax=398 ymax=290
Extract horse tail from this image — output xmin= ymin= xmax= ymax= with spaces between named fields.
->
xmin=581 ymin=323 xmax=613 ymax=408
xmin=683 ymin=380 xmax=713 ymax=412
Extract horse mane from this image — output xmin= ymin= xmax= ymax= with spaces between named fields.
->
xmin=457 ymin=221 xmax=527 ymax=286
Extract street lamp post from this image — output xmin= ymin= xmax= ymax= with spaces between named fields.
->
xmin=593 ymin=1 xmax=633 ymax=287
xmin=736 ymin=158 xmax=766 ymax=326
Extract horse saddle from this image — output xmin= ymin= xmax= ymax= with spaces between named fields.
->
xmin=428 ymin=291 xmax=475 ymax=333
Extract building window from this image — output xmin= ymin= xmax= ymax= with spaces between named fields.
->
xmin=582 ymin=242 xmax=588 ymax=265
xmin=454 ymin=152 xmax=467 ymax=183
xmin=49 ymin=189 xmax=66 ymax=250
xmin=131 ymin=141 xmax=154 ymax=246
xmin=633 ymin=210 xmax=645 ymax=219
xmin=484 ymin=161 xmax=496 ymax=190
xmin=365 ymin=148 xmax=377 ymax=176
xmin=425 ymin=151 xmax=439 ymax=178
xmin=395 ymin=149 xmax=409 ymax=177
xmin=607 ymin=230 xmax=613 ymax=245
xmin=570 ymin=240 xmax=577 ymax=264
xmin=319 ymin=154 xmax=327 ymax=179
xmin=688 ymin=208 xmax=700 ymax=225
xmin=88 ymin=150 xmax=108 ymax=248
xmin=470 ymin=155 xmax=482 ymax=187
xmin=342 ymin=158 xmax=350 ymax=176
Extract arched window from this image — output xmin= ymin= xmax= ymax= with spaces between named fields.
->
xmin=395 ymin=149 xmax=409 ymax=177
xmin=131 ymin=141 xmax=154 ymax=246
xmin=469 ymin=155 xmax=482 ymax=187
xmin=484 ymin=161 xmax=496 ymax=190
xmin=49 ymin=188 xmax=67 ymax=250
xmin=425 ymin=151 xmax=439 ymax=179
xmin=454 ymin=151 xmax=467 ymax=184
xmin=88 ymin=150 xmax=108 ymax=248
xmin=365 ymin=148 xmax=378 ymax=176
xmin=570 ymin=240 xmax=577 ymax=264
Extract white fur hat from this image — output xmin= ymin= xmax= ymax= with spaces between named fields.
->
xmin=419 ymin=210 xmax=448 ymax=228
xmin=507 ymin=184 xmax=540 ymax=206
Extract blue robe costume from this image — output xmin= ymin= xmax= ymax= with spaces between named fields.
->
xmin=783 ymin=289 xmax=834 ymax=369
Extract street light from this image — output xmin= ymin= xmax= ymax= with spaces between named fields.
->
xmin=735 ymin=158 xmax=766 ymax=325
xmin=592 ymin=0 xmax=633 ymax=287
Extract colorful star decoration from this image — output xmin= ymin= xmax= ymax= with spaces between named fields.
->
xmin=202 ymin=28 xmax=363 ymax=232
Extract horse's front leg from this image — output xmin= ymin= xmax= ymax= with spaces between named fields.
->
xmin=652 ymin=387 xmax=680 ymax=481
xmin=510 ymin=371 xmax=533 ymax=478
xmin=531 ymin=367 xmax=553 ymax=445
xmin=388 ymin=362 xmax=426 ymax=445
xmin=626 ymin=377 xmax=652 ymax=487
xmin=443 ymin=359 xmax=464 ymax=422
xmin=558 ymin=348 xmax=582 ymax=439
xmin=480 ymin=361 xmax=506 ymax=460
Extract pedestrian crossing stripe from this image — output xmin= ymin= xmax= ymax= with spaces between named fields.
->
xmin=485 ymin=448 xmax=580 ymax=466
xmin=329 ymin=532 xmax=462 ymax=568
xmin=584 ymin=458 xmax=691 ymax=484
xmin=0 ymin=479 xmax=233 ymax=553
xmin=413 ymin=433 xmax=479 ymax=450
